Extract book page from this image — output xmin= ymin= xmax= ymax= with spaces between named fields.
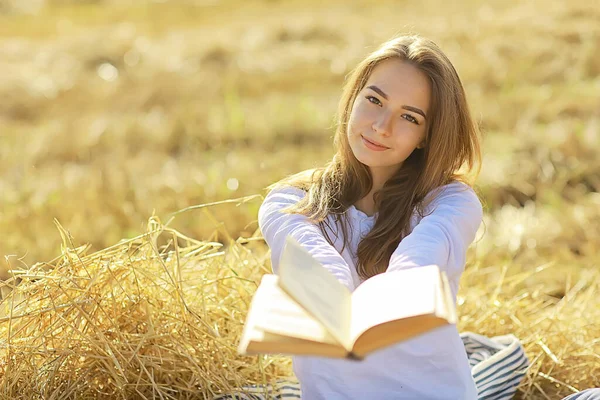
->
xmin=238 ymin=274 xmax=341 ymax=357
xmin=242 ymin=329 xmax=348 ymax=359
xmin=349 ymin=265 xmax=443 ymax=344
xmin=278 ymin=236 xmax=352 ymax=350
xmin=253 ymin=275 xmax=340 ymax=345
xmin=352 ymin=315 xmax=448 ymax=357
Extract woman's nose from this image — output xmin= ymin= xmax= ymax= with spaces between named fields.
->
xmin=372 ymin=112 xmax=392 ymax=136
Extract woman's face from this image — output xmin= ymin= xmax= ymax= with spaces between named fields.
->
xmin=347 ymin=58 xmax=431 ymax=182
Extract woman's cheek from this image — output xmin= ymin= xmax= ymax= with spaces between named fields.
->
xmin=350 ymin=103 xmax=371 ymax=128
xmin=347 ymin=109 xmax=362 ymax=137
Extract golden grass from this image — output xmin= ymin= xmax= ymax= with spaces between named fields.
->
xmin=0 ymin=213 xmax=291 ymax=399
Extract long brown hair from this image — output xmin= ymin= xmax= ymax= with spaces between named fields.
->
xmin=269 ymin=34 xmax=482 ymax=281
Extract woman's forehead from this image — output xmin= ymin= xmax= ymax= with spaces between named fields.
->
xmin=365 ymin=59 xmax=431 ymax=111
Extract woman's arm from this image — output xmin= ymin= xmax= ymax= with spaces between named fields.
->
xmin=258 ymin=186 xmax=356 ymax=291
xmin=386 ymin=182 xmax=483 ymax=284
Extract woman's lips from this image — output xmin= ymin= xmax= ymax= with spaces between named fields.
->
xmin=361 ymin=135 xmax=389 ymax=151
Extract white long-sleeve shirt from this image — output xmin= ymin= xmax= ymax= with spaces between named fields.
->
xmin=258 ymin=182 xmax=483 ymax=400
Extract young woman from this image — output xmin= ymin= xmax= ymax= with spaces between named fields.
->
xmin=230 ymin=33 xmax=600 ymax=400
xmin=257 ymin=34 xmax=483 ymax=399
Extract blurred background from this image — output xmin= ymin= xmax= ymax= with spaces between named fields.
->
xmin=1 ymin=0 xmax=599 ymax=277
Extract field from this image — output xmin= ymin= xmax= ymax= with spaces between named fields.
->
xmin=0 ymin=0 xmax=599 ymax=398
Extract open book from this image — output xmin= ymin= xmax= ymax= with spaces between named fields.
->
xmin=237 ymin=236 xmax=457 ymax=360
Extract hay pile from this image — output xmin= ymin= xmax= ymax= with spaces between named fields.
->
xmin=0 ymin=217 xmax=289 ymax=399
xmin=0 ymin=208 xmax=599 ymax=399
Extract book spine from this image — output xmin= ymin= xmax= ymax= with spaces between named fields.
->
xmin=346 ymin=352 xmax=363 ymax=361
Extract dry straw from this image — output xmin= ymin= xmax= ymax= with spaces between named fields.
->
xmin=0 ymin=210 xmax=290 ymax=399
xmin=0 ymin=197 xmax=599 ymax=399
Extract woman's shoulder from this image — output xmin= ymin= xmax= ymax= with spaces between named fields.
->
xmin=260 ymin=184 xmax=308 ymax=211
xmin=423 ymin=180 xmax=482 ymax=212
xmin=438 ymin=180 xmax=478 ymax=196
xmin=265 ymin=184 xmax=307 ymax=199
xmin=264 ymin=169 xmax=318 ymax=199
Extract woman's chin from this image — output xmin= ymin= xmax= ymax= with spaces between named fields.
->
xmin=354 ymin=153 xmax=383 ymax=168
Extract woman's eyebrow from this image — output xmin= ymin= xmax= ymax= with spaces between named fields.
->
xmin=366 ymin=85 xmax=427 ymax=120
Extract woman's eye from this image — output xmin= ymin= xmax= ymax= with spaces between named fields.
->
xmin=402 ymin=114 xmax=419 ymax=125
xmin=365 ymin=96 xmax=382 ymax=106
xmin=365 ymin=95 xmax=419 ymax=125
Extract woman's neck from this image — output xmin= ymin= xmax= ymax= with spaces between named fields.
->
xmin=354 ymin=192 xmax=377 ymax=216
xmin=353 ymin=166 xmax=398 ymax=217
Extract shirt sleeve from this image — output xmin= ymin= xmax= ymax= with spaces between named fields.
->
xmin=386 ymin=182 xmax=483 ymax=286
xmin=258 ymin=186 xmax=356 ymax=291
